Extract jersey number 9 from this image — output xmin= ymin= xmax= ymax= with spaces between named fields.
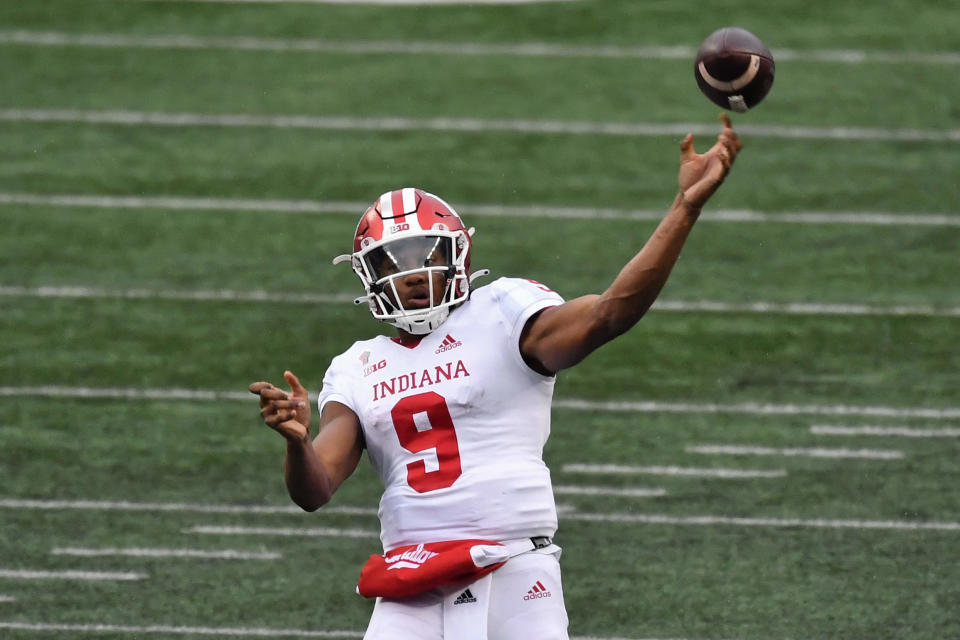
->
xmin=391 ymin=392 xmax=463 ymax=493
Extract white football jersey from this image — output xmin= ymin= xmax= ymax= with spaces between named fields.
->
xmin=318 ymin=277 xmax=565 ymax=550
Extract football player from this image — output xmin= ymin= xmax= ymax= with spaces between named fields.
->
xmin=250 ymin=115 xmax=742 ymax=640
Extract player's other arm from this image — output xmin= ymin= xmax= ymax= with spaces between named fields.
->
xmin=521 ymin=115 xmax=742 ymax=375
xmin=250 ymin=372 xmax=363 ymax=511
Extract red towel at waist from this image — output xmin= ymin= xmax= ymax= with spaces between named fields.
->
xmin=357 ymin=539 xmax=516 ymax=599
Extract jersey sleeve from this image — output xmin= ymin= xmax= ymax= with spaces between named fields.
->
xmin=489 ymin=276 xmax=565 ymax=353
xmin=317 ymin=351 xmax=359 ymax=415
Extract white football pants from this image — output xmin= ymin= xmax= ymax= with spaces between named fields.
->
xmin=362 ymin=549 xmax=568 ymax=640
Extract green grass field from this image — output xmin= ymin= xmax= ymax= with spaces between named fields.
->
xmin=1 ymin=1 xmax=958 ymax=638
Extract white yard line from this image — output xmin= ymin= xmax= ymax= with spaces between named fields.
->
xmin=2 ymin=108 xmax=959 ymax=143
xmin=51 ymin=547 xmax=281 ymax=560
xmin=144 ymin=0 xmax=580 ymax=5
xmin=0 ymin=285 xmax=355 ymax=305
xmin=0 ymin=622 xmax=364 ymax=638
xmin=811 ymin=425 xmax=960 ymax=438
xmin=0 ymin=386 xmax=253 ymax=402
xmin=553 ymin=485 xmax=666 ymax=498
xmin=651 ymin=300 xmax=960 ymax=316
xmin=3 ymin=29 xmax=958 ymax=65
xmin=2 ymin=386 xmax=958 ymax=419
xmin=0 ymin=622 xmax=716 ymax=640
xmin=0 ymin=192 xmax=361 ymax=215
xmin=0 ymin=621 xmax=708 ymax=640
xmin=2 ymin=497 xmax=955 ymax=535
xmin=187 ymin=525 xmax=380 ymax=538
xmin=2 ymin=285 xmax=959 ymax=318
xmin=0 ymin=498 xmax=376 ymax=516
xmin=0 ymin=596 xmax=15 ymax=603
xmin=2 ymin=191 xmax=958 ymax=228
xmin=0 ymin=569 xmax=146 ymax=581
xmin=565 ymin=512 xmax=960 ymax=532
xmin=687 ymin=445 xmax=904 ymax=459
xmin=562 ymin=464 xmax=786 ymax=479
xmin=551 ymin=399 xmax=960 ymax=420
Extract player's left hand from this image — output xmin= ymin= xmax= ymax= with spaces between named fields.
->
xmin=677 ymin=113 xmax=743 ymax=209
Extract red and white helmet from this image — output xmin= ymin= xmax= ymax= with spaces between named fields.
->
xmin=334 ymin=187 xmax=488 ymax=335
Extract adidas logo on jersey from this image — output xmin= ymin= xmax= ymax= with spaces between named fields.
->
xmin=453 ymin=589 xmax=477 ymax=605
xmin=523 ymin=580 xmax=552 ymax=601
xmin=434 ymin=334 xmax=463 ymax=354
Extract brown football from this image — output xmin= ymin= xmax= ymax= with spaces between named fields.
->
xmin=694 ymin=27 xmax=775 ymax=112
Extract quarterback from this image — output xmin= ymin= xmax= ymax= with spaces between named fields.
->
xmin=250 ymin=115 xmax=742 ymax=639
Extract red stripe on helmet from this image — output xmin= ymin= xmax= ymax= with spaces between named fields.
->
xmin=390 ymin=190 xmax=407 ymax=224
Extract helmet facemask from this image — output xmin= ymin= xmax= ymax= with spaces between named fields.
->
xmin=352 ymin=230 xmax=472 ymax=335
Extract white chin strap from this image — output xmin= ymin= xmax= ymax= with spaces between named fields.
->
xmin=395 ymin=306 xmax=452 ymax=335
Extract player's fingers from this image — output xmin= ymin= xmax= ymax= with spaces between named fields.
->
xmin=257 ymin=387 xmax=290 ymax=401
xmin=719 ymin=135 xmax=738 ymax=164
xmin=718 ymin=114 xmax=743 ymax=152
xmin=718 ymin=129 xmax=741 ymax=156
xmin=284 ymin=370 xmax=307 ymax=396
xmin=263 ymin=407 xmax=294 ymax=426
xmin=680 ymin=133 xmax=695 ymax=160
xmin=719 ymin=147 xmax=733 ymax=170
xmin=273 ymin=399 xmax=304 ymax=410
xmin=249 ymin=381 xmax=273 ymax=394
xmin=261 ymin=404 xmax=279 ymax=419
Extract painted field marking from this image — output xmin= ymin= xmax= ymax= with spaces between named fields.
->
xmin=551 ymin=399 xmax=960 ymax=420
xmin=0 ymin=498 xmax=376 ymax=516
xmin=553 ymin=485 xmax=666 ymax=498
xmin=562 ymin=463 xmax=786 ymax=479
xmin=2 ymin=497 xmax=954 ymax=535
xmin=0 ymin=622 xmax=364 ymax=638
xmin=51 ymin=547 xmax=281 ymax=560
xmin=0 ymin=596 xmax=15 ymax=603
xmin=811 ymin=425 xmax=960 ymax=438
xmin=187 ymin=525 xmax=380 ymax=539
xmin=2 ymin=387 xmax=958 ymax=420
xmin=0 ymin=569 xmax=146 ymax=581
xmin=144 ymin=0 xmax=579 ymax=5
xmin=3 ymin=284 xmax=959 ymax=318
xmin=0 ymin=496 xmax=575 ymax=518
xmin=0 ymin=621 xmax=715 ymax=640
xmin=2 ymin=191 xmax=958 ymax=228
xmin=565 ymin=512 xmax=960 ymax=532
xmin=687 ymin=445 xmax=904 ymax=459
xmin=651 ymin=299 xmax=960 ymax=316
xmin=0 ymin=285 xmax=354 ymax=305
xmin=3 ymin=29 xmax=958 ymax=66
xmin=2 ymin=108 xmax=959 ymax=143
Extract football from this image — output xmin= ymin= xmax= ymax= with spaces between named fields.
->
xmin=694 ymin=27 xmax=775 ymax=113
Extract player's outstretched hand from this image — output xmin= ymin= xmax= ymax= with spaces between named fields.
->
xmin=677 ymin=113 xmax=743 ymax=209
xmin=249 ymin=371 xmax=311 ymax=443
